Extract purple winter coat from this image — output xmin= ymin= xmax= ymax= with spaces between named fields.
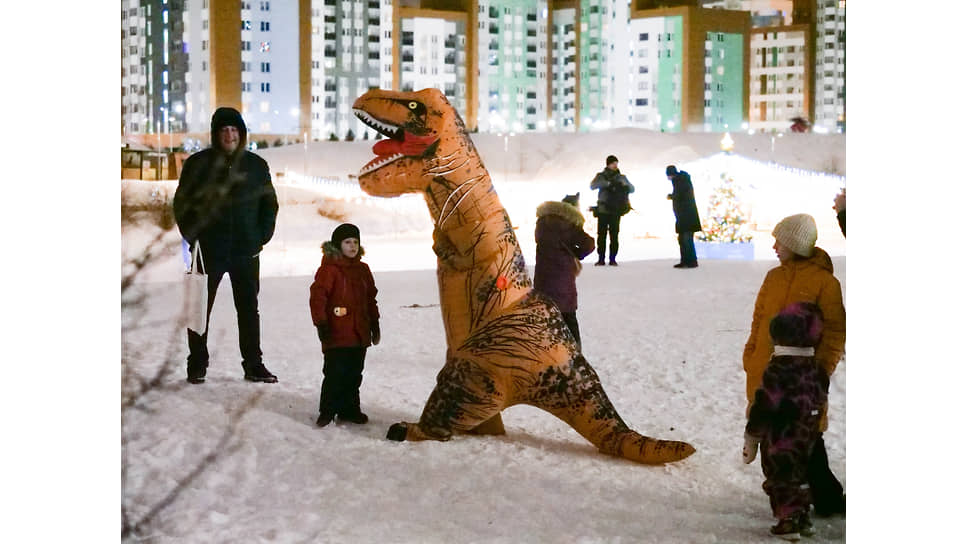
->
xmin=533 ymin=201 xmax=596 ymax=312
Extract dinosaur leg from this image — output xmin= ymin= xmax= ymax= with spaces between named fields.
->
xmin=465 ymin=414 xmax=506 ymax=435
xmin=387 ymin=353 xmax=506 ymax=442
xmin=524 ymin=353 xmax=696 ymax=465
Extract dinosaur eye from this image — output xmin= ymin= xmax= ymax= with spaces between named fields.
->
xmin=408 ymin=101 xmax=418 ymax=110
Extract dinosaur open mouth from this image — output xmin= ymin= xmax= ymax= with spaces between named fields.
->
xmin=354 ymin=108 xmax=438 ymax=175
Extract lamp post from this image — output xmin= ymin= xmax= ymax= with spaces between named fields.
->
xmin=156 ymin=120 xmax=162 ymax=180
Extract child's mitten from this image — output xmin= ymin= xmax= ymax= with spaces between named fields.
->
xmin=742 ymin=433 xmax=760 ymax=464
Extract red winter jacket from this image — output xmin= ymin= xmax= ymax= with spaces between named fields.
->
xmin=309 ymin=243 xmax=380 ymax=350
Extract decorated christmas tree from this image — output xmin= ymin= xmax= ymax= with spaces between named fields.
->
xmin=696 ymin=172 xmax=753 ymax=243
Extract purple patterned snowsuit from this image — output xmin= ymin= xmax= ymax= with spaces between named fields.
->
xmin=746 ymin=353 xmax=829 ymax=520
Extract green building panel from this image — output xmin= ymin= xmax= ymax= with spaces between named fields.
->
xmin=485 ymin=1 xmax=542 ymax=127
xmin=656 ymin=16 xmax=683 ymax=132
xmin=577 ymin=0 xmax=607 ymax=131
xmin=706 ymin=31 xmax=744 ymax=132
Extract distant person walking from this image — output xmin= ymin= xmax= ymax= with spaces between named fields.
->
xmin=665 ymin=165 xmax=701 ymax=269
xmin=173 ymin=107 xmax=280 ymax=384
xmin=590 ymin=155 xmax=634 ymax=266
xmin=534 ymin=193 xmax=596 ymax=349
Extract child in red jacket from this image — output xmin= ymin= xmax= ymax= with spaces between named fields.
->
xmin=309 ymin=223 xmax=380 ymax=427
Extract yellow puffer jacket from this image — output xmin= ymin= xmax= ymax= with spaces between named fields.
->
xmin=743 ymin=247 xmax=845 ymax=430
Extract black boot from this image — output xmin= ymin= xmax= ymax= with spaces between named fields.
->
xmin=316 ymin=411 xmax=334 ymax=427
xmin=338 ymin=412 xmax=369 ymax=424
xmin=243 ymin=361 xmax=278 ymax=383
xmin=187 ymin=362 xmax=207 ymax=384
xmin=387 ymin=423 xmax=407 ymax=441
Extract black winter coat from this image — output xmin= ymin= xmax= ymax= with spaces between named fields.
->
xmin=173 ymin=148 xmax=279 ymax=264
xmin=590 ymin=168 xmax=634 ymax=216
xmin=668 ymin=171 xmax=701 ymax=233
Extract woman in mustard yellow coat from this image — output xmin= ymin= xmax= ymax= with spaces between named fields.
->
xmin=743 ymin=213 xmax=846 ymax=518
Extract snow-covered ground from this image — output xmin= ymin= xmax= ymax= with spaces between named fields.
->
xmin=119 ymin=129 xmax=851 ymax=542
xmin=122 ymin=256 xmax=846 ymax=544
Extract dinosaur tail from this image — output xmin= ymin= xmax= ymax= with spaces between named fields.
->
xmin=533 ymin=354 xmax=696 ymax=465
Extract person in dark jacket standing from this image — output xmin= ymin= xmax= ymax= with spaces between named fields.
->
xmin=665 ymin=165 xmax=701 ymax=269
xmin=309 ymin=223 xmax=381 ymax=427
xmin=534 ymin=193 xmax=596 ymax=349
xmin=172 ymin=107 xmax=279 ymax=384
xmin=590 ymin=155 xmax=634 ymax=266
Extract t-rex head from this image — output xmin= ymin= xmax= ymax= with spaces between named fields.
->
xmin=353 ymin=88 xmax=476 ymax=197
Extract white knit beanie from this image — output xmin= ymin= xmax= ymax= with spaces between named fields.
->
xmin=772 ymin=214 xmax=817 ymax=257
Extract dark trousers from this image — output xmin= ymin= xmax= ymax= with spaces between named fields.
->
xmin=596 ymin=213 xmax=622 ymax=262
xmin=561 ymin=311 xmax=581 ymax=350
xmin=807 ymin=435 xmax=846 ymax=515
xmin=187 ymin=255 xmax=262 ymax=372
xmin=677 ymin=231 xmax=698 ymax=265
xmin=319 ymin=346 xmax=367 ymax=417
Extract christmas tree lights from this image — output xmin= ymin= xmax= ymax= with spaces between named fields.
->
xmin=697 ymin=172 xmax=753 ymax=243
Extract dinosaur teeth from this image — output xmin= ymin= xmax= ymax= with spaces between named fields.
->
xmin=360 ymin=152 xmax=404 ymax=175
xmin=353 ymin=108 xmax=399 ymax=137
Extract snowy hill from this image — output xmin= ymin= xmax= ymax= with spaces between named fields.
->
xmin=122 ymin=128 xmax=846 ymax=282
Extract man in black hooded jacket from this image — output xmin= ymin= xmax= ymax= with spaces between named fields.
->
xmin=173 ymin=107 xmax=279 ymax=384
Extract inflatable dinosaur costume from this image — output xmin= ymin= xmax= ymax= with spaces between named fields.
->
xmin=352 ymin=88 xmax=695 ymax=464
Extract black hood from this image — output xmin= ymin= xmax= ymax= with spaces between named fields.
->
xmin=210 ymin=107 xmax=247 ymax=150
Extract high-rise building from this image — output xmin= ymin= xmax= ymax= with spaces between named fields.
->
xmin=122 ymin=0 xmax=843 ymax=140
xmin=812 ymin=0 xmax=845 ymax=132
xmin=182 ymin=0 xmax=309 ymax=139
xmin=702 ymin=0 xmax=844 ymax=133
xmin=396 ymin=2 xmax=472 ymax=130
xmin=312 ymin=0 xmax=393 ymax=141
xmin=121 ymin=0 xmax=188 ymax=137
xmin=477 ymin=1 xmax=550 ymax=133
xmin=628 ymin=2 xmax=750 ymax=133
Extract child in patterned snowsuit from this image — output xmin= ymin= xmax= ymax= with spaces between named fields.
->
xmin=743 ymin=302 xmax=829 ymax=541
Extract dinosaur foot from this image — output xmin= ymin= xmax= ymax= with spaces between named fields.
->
xmin=386 ymin=422 xmax=408 ymax=441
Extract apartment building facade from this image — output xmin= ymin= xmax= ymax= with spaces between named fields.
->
xmin=121 ymin=0 xmax=188 ymax=136
xmin=122 ymin=0 xmax=843 ymax=138
xmin=813 ymin=0 xmax=845 ymax=132
xmin=627 ymin=3 xmax=750 ymax=133
xmin=311 ymin=0 xmax=392 ymax=141
xmin=477 ymin=1 xmax=550 ymax=133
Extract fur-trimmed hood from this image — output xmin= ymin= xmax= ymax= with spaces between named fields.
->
xmin=322 ymin=240 xmax=366 ymax=260
xmin=536 ymin=201 xmax=585 ymax=227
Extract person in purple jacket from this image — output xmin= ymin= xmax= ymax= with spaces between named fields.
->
xmin=534 ymin=193 xmax=596 ymax=349
xmin=743 ymin=301 xmax=831 ymax=541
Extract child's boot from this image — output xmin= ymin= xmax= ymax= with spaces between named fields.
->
xmin=769 ymin=516 xmax=801 ymax=541
xmin=796 ymin=512 xmax=815 ymax=537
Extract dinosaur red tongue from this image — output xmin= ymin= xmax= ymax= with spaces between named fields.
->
xmin=371 ymin=132 xmax=437 ymax=157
